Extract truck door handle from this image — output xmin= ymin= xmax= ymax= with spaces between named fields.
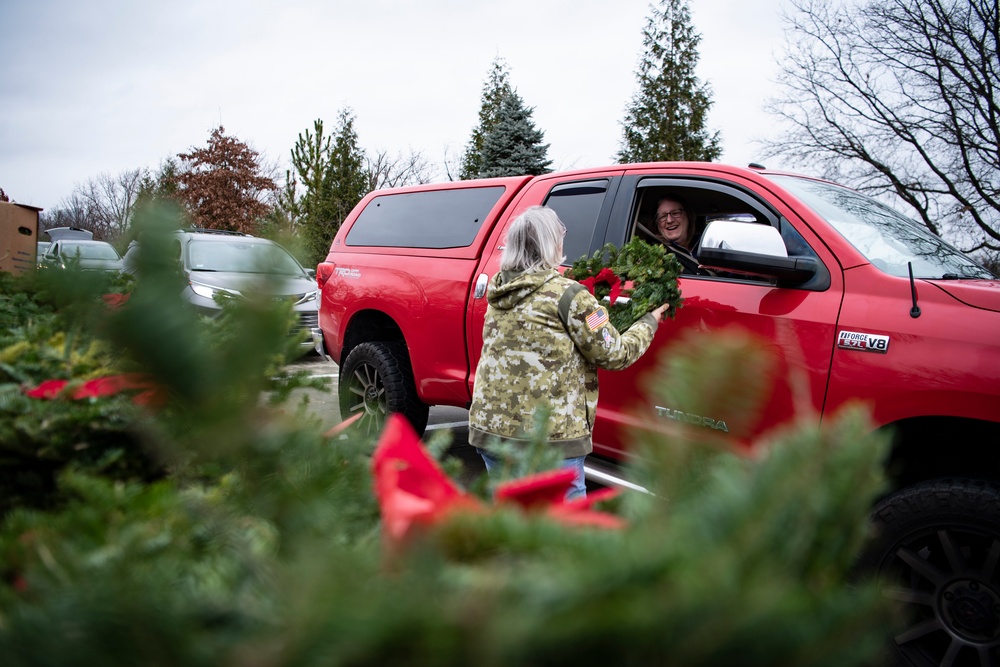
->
xmin=474 ymin=273 xmax=489 ymax=299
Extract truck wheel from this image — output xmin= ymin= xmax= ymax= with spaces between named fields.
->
xmin=857 ymin=478 xmax=1000 ymax=667
xmin=338 ymin=342 xmax=429 ymax=438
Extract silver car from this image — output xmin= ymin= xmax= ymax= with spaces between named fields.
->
xmin=174 ymin=229 xmax=321 ymax=352
xmin=41 ymin=239 xmax=124 ymax=272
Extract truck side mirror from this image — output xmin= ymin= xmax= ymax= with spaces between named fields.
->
xmin=697 ymin=220 xmax=818 ymax=285
xmin=699 ymin=220 xmax=787 ymax=257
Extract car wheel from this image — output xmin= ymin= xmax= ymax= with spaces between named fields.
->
xmin=858 ymin=478 xmax=1000 ymax=667
xmin=338 ymin=341 xmax=429 ymax=438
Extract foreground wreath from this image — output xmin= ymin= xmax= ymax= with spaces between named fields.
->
xmin=565 ymin=238 xmax=684 ymax=330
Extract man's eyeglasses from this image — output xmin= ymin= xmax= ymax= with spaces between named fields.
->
xmin=656 ymin=209 xmax=686 ymax=223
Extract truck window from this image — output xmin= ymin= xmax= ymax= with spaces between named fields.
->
xmin=345 ymin=186 xmax=505 ymax=249
xmin=627 ymin=182 xmax=819 ymax=283
xmin=544 ymin=180 xmax=610 ymax=265
xmin=769 ymin=174 xmax=993 ymax=279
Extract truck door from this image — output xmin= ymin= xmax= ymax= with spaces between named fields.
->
xmin=467 ymin=172 xmax=625 ymax=381
xmin=591 ymin=173 xmax=845 ymax=458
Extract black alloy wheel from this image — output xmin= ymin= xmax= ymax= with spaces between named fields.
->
xmin=860 ymin=479 xmax=1000 ymax=667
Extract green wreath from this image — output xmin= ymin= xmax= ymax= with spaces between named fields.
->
xmin=565 ymin=238 xmax=683 ymax=331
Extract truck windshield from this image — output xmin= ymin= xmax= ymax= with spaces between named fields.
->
xmin=769 ymin=175 xmax=992 ymax=280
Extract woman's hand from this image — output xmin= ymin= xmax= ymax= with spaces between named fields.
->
xmin=651 ymin=303 xmax=671 ymax=323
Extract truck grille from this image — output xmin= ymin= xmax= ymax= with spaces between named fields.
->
xmin=294 ymin=311 xmax=319 ymax=333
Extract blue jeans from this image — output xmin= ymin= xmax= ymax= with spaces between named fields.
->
xmin=477 ymin=449 xmax=587 ymax=501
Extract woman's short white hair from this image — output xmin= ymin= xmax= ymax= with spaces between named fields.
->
xmin=500 ymin=206 xmax=567 ymax=273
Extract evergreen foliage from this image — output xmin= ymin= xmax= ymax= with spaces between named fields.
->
xmin=617 ymin=0 xmax=722 ymax=163
xmin=477 ymin=92 xmax=552 ymax=179
xmin=0 ymin=204 xmax=323 ymax=514
xmin=328 ymin=109 xmax=369 ymax=224
xmin=566 ymin=238 xmax=684 ymax=330
xmin=137 ymin=158 xmax=181 ymax=213
xmin=0 ymin=204 xmax=894 ymax=665
xmin=0 ymin=268 xmax=152 ymax=514
xmin=460 ymin=57 xmax=515 ymax=180
xmin=291 ymin=111 xmax=369 ymax=268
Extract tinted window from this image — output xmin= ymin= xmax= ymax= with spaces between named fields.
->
xmin=544 ymin=180 xmax=609 ymax=265
xmin=346 ymin=186 xmax=505 ymax=248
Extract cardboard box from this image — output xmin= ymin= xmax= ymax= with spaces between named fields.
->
xmin=0 ymin=201 xmax=43 ymax=276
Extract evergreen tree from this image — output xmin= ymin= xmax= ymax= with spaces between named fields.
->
xmin=138 ymin=158 xmax=180 ymax=205
xmin=328 ymin=109 xmax=369 ymax=214
xmin=477 ymin=92 xmax=552 ymax=178
xmin=173 ymin=127 xmax=277 ymax=234
xmin=295 ymin=110 xmax=369 ymax=267
xmin=460 ymin=57 xmax=514 ymax=180
xmin=289 ymin=119 xmax=334 ymax=242
xmin=617 ymin=0 xmax=721 ymax=163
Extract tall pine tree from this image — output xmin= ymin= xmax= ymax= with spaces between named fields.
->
xmin=292 ymin=110 xmax=369 ymax=267
xmin=460 ymin=57 xmax=514 ymax=180
xmin=617 ymin=0 xmax=721 ymax=163
xmin=290 ymin=119 xmax=333 ymax=228
xmin=327 ymin=108 xmax=368 ymax=230
xmin=478 ymin=92 xmax=552 ymax=178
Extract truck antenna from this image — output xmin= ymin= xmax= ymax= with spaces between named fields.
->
xmin=908 ymin=262 xmax=921 ymax=318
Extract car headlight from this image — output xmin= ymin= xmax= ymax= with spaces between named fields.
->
xmin=297 ymin=290 xmax=319 ymax=305
xmin=190 ymin=281 xmax=241 ymax=300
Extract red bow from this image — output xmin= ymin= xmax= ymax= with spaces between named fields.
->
xmin=102 ymin=293 xmax=131 ymax=309
xmin=578 ymin=268 xmax=624 ymax=305
xmin=24 ymin=373 xmax=164 ymax=407
xmin=371 ymin=415 xmax=624 ymax=549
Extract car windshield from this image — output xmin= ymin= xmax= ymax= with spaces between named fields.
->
xmin=65 ymin=243 xmax=120 ymax=260
xmin=187 ymin=239 xmax=306 ymax=276
xmin=769 ymin=175 xmax=993 ymax=280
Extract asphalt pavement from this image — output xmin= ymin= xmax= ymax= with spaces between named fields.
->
xmin=284 ymin=353 xmax=620 ymax=493
xmin=284 ymin=353 xmax=486 ymax=488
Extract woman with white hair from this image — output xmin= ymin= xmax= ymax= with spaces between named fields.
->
xmin=469 ymin=205 xmax=670 ymax=500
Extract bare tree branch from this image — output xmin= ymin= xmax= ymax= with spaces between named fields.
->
xmin=763 ymin=0 xmax=1000 ymax=255
xmin=365 ymin=149 xmax=435 ymax=191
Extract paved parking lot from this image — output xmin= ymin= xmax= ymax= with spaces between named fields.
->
xmin=286 ymin=354 xmax=618 ymax=493
xmin=285 ymin=353 xmax=486 ymax=488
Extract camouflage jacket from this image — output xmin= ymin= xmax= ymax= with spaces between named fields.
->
xmin=469 ymin=268 xmax=658 ymax=458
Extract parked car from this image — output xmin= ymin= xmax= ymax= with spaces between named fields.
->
xmin=40 ymin=239 xmax=123 ymax=272
xmin=36 ymin=242 xmax=50 ymax=268
xmin=173 ymin=228 xmax=321 ymax=352
xmin=43 ymin=226 xmax=94 ymax=242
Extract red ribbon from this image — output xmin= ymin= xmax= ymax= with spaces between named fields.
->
xmin=101 ymin=293 xmax=131 ymax=309
xmin=578 ymin=267 xmax=624 ymax=305
xmin=371 ymin=414 xmax=624 ymax=549
xmin=24 ymin=373 xmax=164 ymax=407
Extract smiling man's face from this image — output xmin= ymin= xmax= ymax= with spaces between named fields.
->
xmin=655 ymin=199 xmax=690 ymax=248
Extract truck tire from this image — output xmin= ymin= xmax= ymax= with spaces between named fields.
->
xmin=857 ymin=478 xmax=1000 ymax=667
xmin=338 ymin=341 xmax=429 ymax=438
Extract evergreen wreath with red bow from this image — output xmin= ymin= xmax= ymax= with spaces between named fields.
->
xmin=565 ymin=238 xmax=684 ymax=331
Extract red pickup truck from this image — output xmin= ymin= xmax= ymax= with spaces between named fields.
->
xmin=318 ymin=162 xmax=999 ymax=666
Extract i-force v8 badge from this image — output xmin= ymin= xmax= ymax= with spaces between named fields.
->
xmin=838 ymin=330 xmax=890 ymax=354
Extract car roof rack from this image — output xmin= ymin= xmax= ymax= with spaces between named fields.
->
xmin=180 ymin=227 xmax=253 ymax=237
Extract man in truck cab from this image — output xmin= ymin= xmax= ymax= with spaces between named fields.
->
xmin=637 ymin=193 xmax=713 ymax=275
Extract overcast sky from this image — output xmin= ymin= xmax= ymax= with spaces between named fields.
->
xmin=0 ymin=0 xmax=792 ymax=211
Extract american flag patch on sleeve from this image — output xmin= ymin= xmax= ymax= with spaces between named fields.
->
xmin=586 ymin=307 xmax=609 ymax=331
